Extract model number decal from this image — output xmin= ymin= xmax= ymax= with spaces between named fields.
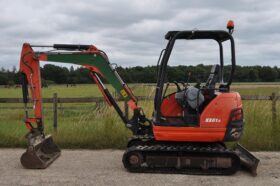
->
xmin=205 ymin=118 xmax=221 ymax=123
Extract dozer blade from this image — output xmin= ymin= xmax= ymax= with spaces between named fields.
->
xmin=234 ymin=143 xmax=260 ymax=176
xmin=21 ymin=134 xmax=61 ymax=169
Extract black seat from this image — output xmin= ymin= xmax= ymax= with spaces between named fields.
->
xmin=200 ymin=65 xmax=220 ymax=108
xmin=205 ymin=65 xmax=220 ymax=89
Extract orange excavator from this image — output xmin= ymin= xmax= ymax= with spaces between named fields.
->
xmin=19 ymin=21 xmax=259 ymax=175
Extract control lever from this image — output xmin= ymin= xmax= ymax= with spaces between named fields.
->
xmin=173 ymin=81 xmax=181 ymax=92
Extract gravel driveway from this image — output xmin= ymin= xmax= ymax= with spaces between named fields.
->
xmin=0 ymin=149 xmax=279 ymax=186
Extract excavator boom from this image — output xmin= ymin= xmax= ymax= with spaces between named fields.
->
xmin=19 ymin=43 xmax=149 ymax=169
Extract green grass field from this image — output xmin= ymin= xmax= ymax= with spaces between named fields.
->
xmin=0 ymin=83 xmax=279 ymax=150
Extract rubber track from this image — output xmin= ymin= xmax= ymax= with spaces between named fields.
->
xmin=123 ymin=143 xmax=240 ymax=175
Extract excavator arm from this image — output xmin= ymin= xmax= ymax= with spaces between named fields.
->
xmin=20 ymin=44 xmax=44 ymax=131
xmin=20 ymin=43 xmax=149 ymax=133
xmin=19 ymin=43 xmax=151 ymax=169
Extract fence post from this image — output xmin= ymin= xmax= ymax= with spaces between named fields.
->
xmin=124 ymin=101 xmax=128 ymax=119
xmin=271 ymin=92 xmax=277 ymax=123
xmin=53 ymin=93 xmax=58 ymax=131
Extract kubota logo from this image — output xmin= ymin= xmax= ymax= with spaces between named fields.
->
xmin=205 ymin=118 xmax=221 ymax=123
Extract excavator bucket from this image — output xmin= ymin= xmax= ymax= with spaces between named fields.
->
xmin=234 ymin=143 xmax=260 ymax=176
xmin=21 ymin=134 xmax=61 ymax=169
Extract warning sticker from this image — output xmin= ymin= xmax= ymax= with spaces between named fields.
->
xmin=120 ymin=89 xmax=128 ymax=97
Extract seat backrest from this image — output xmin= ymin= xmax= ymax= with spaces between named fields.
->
xmin=205 ymin=65 xmax=220 ymax=89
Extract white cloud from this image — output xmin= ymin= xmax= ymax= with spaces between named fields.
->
xmin=0 ymin=0 xmax=279 ymax=70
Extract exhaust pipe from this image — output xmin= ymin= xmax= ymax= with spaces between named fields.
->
xmin=21 ymin=133 xmax=61 ymax=169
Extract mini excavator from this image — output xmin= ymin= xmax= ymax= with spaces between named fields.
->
xmin=19 ymin=21 xmax=259 ymax=175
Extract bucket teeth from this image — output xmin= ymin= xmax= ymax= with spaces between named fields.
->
xmin=21 ymin=134 xmax=61 ymax=169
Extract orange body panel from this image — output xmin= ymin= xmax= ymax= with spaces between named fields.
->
xmin=154 ymin=91 xmax=242 ymax=142
xmin=153 ymin=126 xmax=226 ymax=142
xmin=200 ymin=92 xmax=241 ymax=128
xmin=19 ymin=43 xmax=43 ymax=120
xmin=160 ymin=93 xmax=183 ymax=117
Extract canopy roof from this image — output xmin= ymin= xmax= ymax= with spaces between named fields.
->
xmin=165 ymin=30 xmax=232 ymax=42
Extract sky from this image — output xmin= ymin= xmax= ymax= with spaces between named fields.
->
xmin=0 ymin=0 xmax=280 ymax=70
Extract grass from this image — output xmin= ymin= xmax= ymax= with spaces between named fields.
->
xmin=0 ymin=83 xmax=279 ymax=150
xmin=0 ymin=104 xmax=131 ymax=148
xmin=0 ymin=84 xmax=148 ymax=98
xmin=239 ymin=100 xmax=280 ymax=150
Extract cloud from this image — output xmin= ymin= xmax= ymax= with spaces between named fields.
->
xmin=0 ymin=0 xmax=279 ymax=70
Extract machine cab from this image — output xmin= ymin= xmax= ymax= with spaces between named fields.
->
xmin=160 ymin=64 xmax=222 ymax=125
xmin=152 ymin=29 xmax=244 ymax=142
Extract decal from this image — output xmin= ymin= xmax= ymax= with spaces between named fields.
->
xmin=120 ymin=89 xmax=128 ymax=97
xmin=205 ymin=118 xmax=221 ymax=123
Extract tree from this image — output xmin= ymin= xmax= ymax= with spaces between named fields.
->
xmin=41 ymin=64 xmax=69 ymax=84
xmin=0 ymin=64 xmax=279 ymax=85
xmin=259 ymin=66 xmax=278 ymax=82
xmin=0 ymin=73 xmax=8 ymax=85
xmin=13 ymin=72 xmax=21 ymax=84
xmin=274 ymin=66 xmax=280 ymax=80
xmin=12 ymin=66 xmax=17 ymax=73
xmin=248 ymin=69 xmax=259 ymax=81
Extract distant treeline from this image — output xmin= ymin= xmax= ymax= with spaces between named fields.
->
xmin=0 ymin=64 xmax=279 ymax=85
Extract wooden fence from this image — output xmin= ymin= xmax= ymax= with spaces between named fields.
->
xmin=0 ymin=93 xmax=279 ymax=130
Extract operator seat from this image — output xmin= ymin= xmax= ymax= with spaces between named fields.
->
xmin=200 ymin=65 xmax=220 ymax=112
xmin=205 ymin=64 xmax=220 ymax=89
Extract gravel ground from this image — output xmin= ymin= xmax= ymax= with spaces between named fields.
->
xmin=0 ymin=149 xmax=279 ymax=186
